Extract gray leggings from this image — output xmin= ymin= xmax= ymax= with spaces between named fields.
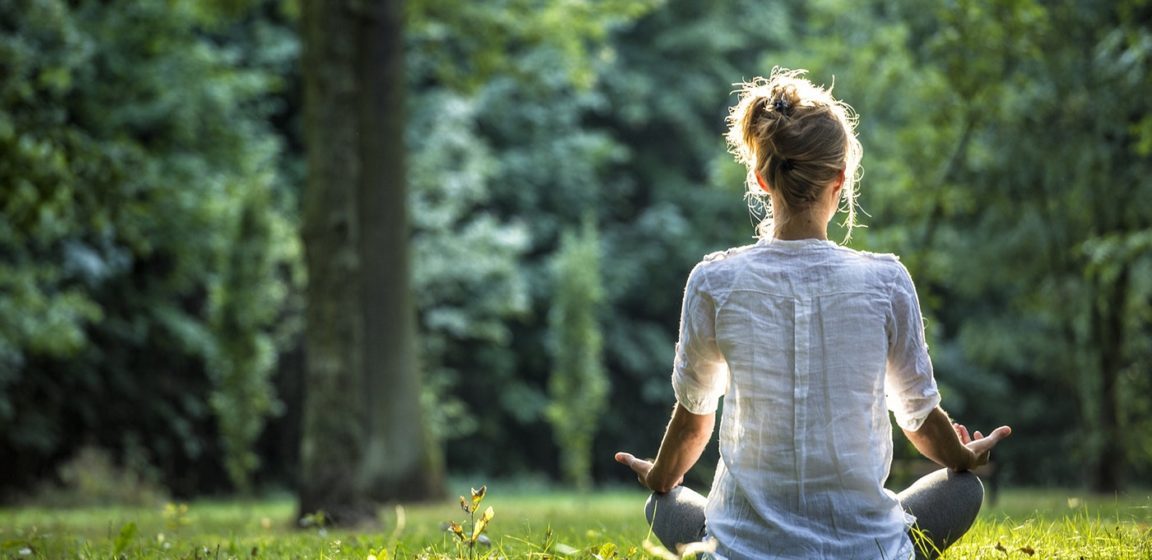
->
xmin=644 ymin=469 xmax=984 ymax=560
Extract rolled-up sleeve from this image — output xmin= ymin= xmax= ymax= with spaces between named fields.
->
xmin=884 ymin=263 xmax=941 ymax=431
xmin=671 ymin=264 xmax=729 ymax=415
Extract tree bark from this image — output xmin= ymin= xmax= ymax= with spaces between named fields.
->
xmin=298 ymin=0 xmax=442 ymax=525
xmin=355 ymin=0 xmax=443 ymax=503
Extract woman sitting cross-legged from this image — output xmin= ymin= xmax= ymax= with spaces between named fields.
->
xmin=614 ymin=68 xmax=1011 ymax=560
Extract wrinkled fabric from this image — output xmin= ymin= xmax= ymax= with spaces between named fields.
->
xmin=670 ymin=237 xmax=940 ymax=560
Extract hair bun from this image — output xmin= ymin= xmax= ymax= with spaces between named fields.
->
xmin=724 ymin=67 xmax=864 ymax=241
xmin=770 ymin=85 xmax=801 ymax=117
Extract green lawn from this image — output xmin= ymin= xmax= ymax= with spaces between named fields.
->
xmin=1 ymin=487 xmax=1149 ymax=559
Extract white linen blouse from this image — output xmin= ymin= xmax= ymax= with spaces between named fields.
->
xmin=671 ymin=237 xmax=941 ymax=560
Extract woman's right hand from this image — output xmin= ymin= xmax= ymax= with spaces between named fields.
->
xmin=615 ymin=452 xmax=684 ymax=493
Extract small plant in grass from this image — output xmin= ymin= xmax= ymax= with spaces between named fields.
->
xmin=162 ymin=502 xmax=193 ymax=531
xmin=447 ymin=485 xmax=495 ymax=559
xmin=299 ymin=510 xmax=330 ymax=537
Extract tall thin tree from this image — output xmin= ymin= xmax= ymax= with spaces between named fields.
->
xmin=298 ymin=0 xmax=442 ymax=524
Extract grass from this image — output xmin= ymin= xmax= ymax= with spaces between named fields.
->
xmin=0 ymin=487 xmax=1149 ymax=559
xmin=941 ymin=490 xmax=1152 ymax=559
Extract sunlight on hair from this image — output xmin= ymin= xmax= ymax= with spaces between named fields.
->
xmin=726 ymin=67 xmax=864 ymax=242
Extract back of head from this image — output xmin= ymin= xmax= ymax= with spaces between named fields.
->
xmin=725 ymin=68 xmax=863 ymax=240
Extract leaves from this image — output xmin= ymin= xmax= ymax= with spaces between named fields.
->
xmin=0 ymin=0 xmax=300 ymax=495
xmin=162 ymin=503 xmax=192 ymax=530
xmin=471 ymin=506 xmax=495 ymax=543
xmin=447 ymin=484 xmax=495 ymax=556
xmin=470 ymin=486 xmax=487 ymax=511
xmin=547 ymin=220 xmax=609 ymax=490
xmin=447 ymin=521 xmax=466 ymax=541
xmin=112 ymin=522 xmax=137 ymax=556
xmin=408 ymin=0 xmax=659 ymax=90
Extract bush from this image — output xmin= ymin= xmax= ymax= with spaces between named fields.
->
xmin=547 ymin=220 xmax=609 ymax=490
xmin=25 ymin=446 xmax=167 ymax=507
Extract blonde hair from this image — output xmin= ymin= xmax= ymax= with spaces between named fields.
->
xmin=725 ymin=68 xmax=863 ymax=241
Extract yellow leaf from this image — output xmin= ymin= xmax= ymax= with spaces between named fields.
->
xmin=598 ymin=542 xmax=617 ymax=558
xmin=471 ymin=486 xmax=487 ymax=510
xmin=471 ymin=506 xmax=495 ymax=542
xmin=459 ymin=496 xmax=470 ymax=513
xmin=448 ymin=521 xmax=466 ymax=541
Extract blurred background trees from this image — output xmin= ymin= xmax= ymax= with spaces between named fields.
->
xmin=0 ymin=0 xmax=299 ymax=498
xmin=0 ymin=0 xmax=1149 ymax=505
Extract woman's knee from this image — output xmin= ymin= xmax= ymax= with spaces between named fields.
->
xmin=950 ymin=470 xmax=985 ymax=512
xmin=645 ymin=487 xmax=697 ymax=524
xmin=644 ymin=487 xmax=709 ymax=552
xmin=901 ymin=469 xmax=986 ymax=524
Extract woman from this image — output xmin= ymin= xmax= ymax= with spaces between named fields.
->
xmin=614 ymin=69 xmax=1011 ymax=560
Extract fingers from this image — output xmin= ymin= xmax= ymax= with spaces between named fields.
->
xmin=966 ymin=425 xmax=1012 ymax=454
xmin=972 ymin=426 xmax=1011 ymax=442
xmin=956 ymin=422 xmax=1012 ymax=445
xmin=614 ymin=452 xmax=653 ymax=475
xmin=616 ymin=451 xmax=659 ymax=490
xmin=953 ymin=423 xmax=971 ymax=444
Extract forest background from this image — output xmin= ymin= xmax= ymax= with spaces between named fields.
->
xmin=1 ymin=0 xmax=1150 ymax=509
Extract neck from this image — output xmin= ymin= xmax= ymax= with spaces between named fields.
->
xmin=773 ymin=210 xmax=829 ymax=241
xmin=769 ymin=189 xmax=837 ymax=241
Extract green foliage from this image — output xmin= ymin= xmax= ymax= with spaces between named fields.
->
xmin=3 ymin=0 xmax=1149 ymax=495
xmin=208 ymin=187 xmax=297 ymax=492
xmin=23 ymin=446 xmax=167 ymax=507
xmin=0 ymin=0 xmax=300 ymax=495
xmin=547 ymin=221 xmax=609 ymax=490
xmin=112 ymin=521 xmax=138 ymax=557
xmin=408 ymin=92 xmax=530 ymax=443
xmin=744 ymin=0 xmax=1152 ymax=488
xmin=407 ymin=0 xmax=667 ymax=479
xmin=409 ymin=0 xmax=661 ymax=90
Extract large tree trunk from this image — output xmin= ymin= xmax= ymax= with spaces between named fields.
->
xmin=298 ymin=0 xmax=442 ymax=525
xmin=355 ymin=0 xmax=443 ymax=503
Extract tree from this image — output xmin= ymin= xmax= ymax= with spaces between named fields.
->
xmin=298 ymin=0 xmax=442 ymax=524
xmin=883 ymin=0 xmax=1152 ymax=491
xmin=756 ymin=0 xmax=1152 ymax=490
xmin=547 ymin=220 xmax=609 ymax=490
xmin=407 ymin=91 xmax=530 ymax=445
xmin=0 ymin=0 xmax=297 ymax=498
xmin=401 ymin=0 xmax=661 ymax=479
